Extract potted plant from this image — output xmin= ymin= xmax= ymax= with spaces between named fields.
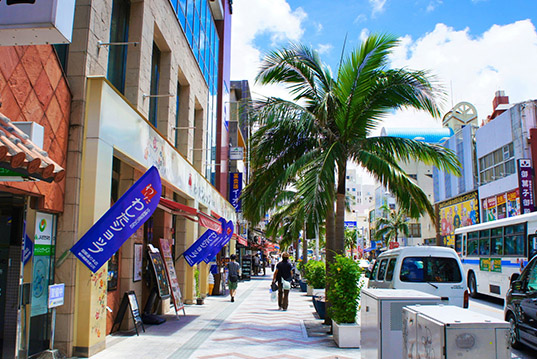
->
xmin=296 ymin=260 xmax=308 ymax=292
xmin=304 ymin=260 xmax=325 ymax=295
xmin=194 ymin=268 xmax=204 ymax=305
xmin=326 ymin=254 xmax=362 ymax=348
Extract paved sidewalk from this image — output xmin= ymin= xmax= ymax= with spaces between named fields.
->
xmin=92 ymin=274 xmax=361 ymax=359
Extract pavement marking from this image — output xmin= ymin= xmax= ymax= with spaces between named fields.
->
xmin=168 ymin=281 xmax=259 ymax=359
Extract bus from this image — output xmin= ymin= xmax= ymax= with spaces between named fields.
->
xmin=454 ymin=211 xmax=537 ymax=300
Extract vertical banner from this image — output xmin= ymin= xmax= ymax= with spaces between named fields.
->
xmin=32 ymin=212 xmax=54 ymax=317
xmin=229 ymin=172 xmax=242 ymax=213
xmin=203 ymin=219 xmax=234 ymax=263
xmin=70 ymin=166 xmax=161 ymax=272
xmin=518 ymin=159 xmax=535 ymax=214
xmin=182 ymin=228 xmax=222 ymax=267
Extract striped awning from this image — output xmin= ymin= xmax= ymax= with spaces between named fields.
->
xmin=0 ymin=112 xmax=65 ymax=183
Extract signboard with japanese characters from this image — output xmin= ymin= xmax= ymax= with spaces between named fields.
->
xmin=70 ymin=167 xmax=162 ymax=273
xmin=48 ymin=283 xmax=65 ymax=308
xmin=159 ymin=238 xmax=184 ymax=315
xmin=229 ymin=147 xmax=244 ymax=160
xmin=0 ymin=0 xmax=76 ymax=45
xmin=229 ymin=172 xmax=242 ymax=212
xmin=32 ymin=212 xmax=55 ymax=316
xmin=518 ymin=159 xmax=535 ymax=214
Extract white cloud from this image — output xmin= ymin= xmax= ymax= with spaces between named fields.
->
xmin=369 ymin=0 xmax=387 ymax=17
xmin=231 ymin=0 xmax=307 ymax=100
xmin=315 ymin=22 xmax=324 ymax=33
xmin=359 ymin=28 xmax=370 ymax=43
xmin=426 ymin=0 xmax=443 ymax=12
xmin=376 ymin=20 xmax=537 ymax=134
xmin=354 ymin=14 xmax=367 ymax=24
xmin=317 ymin=43 xmax=333 ymax=54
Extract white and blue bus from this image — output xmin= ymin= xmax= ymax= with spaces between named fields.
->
xmin=454 ymin=211 xmax=537 ymax=299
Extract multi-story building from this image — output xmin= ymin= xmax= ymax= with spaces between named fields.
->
xmin=0 ymin=0 xmax=235 ymax=357
xmin=345 ymin=168 xmax=374 ymax=248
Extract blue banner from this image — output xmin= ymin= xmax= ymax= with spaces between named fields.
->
xmin=344 ymin=221 xmax=357 ymax=229
xmin=182 ymin=228 xmax=222 ymax=267
xmin=203 ymin=219 xmax=234 ymax=263
xmin=22 ymin=234 xmax=33 ymax=266
xmin=71 ymin=166 xmax=161 ymax=272
xmin=229 ymin=172 xmax=242 ymax=212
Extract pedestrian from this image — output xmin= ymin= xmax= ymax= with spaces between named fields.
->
xmin=272 ymin=252 xmax=294 ymax=311
xmin=226 ymin=254 xmax=240 ymax=302
xmin=253 ymin=253 xmax=260 ymax=276
xmin=271 ymin=256 xmax=276 ymax=272
xmin=262 ymin=254 xmax=267 ymax=275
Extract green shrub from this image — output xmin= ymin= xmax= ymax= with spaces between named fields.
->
xmin=194 ymin=267 xmax=200 ymax=298
xmin=303 ymin=260 xmax=326 ymax=289
xmin=326 ymin=255 xmax=362 ymax=323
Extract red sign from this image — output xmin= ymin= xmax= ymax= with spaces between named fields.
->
xmin=389 ymin=241 xmax=400 ymax=249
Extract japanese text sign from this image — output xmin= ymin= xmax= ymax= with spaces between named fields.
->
xmin=48 ymin=283 xmax=65 ymax=308
xmin=518 ymin=159 xmax=535 ymax=214
xmin=203 ymin=219 xmax=234 ymax=263
xmin=229 ymin=172 xmax=242 ymax=212
xmin=182 ymin=227 xmax=222 ymax=267
xmin=71 ymin=166 xmax=161 ymax=272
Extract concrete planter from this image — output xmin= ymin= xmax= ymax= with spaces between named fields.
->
xmin=333 ymin=321 xmax=360 ymax=348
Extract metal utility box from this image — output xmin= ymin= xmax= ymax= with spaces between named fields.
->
xmin=361 ymin=288 xmax=442 ymax=359
xmin=403 ymin=305 xmax=510 ymax=359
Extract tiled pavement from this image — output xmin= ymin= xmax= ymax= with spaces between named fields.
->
xmin=92 ymin=273 xmax=361 ymax=359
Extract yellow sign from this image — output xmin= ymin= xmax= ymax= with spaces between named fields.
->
xmin=439 ymin=192 xmax=479 ymax=247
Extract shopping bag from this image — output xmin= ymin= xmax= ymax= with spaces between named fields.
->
xmin=282 ymin=279 xmax=291 ymax=290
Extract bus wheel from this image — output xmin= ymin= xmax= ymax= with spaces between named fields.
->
xmin=468 ymin=272 xmax=478 ymax=298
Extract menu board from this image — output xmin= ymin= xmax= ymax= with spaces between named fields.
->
xmin=112 ymin=291 xmax=145 ymax=335
xmin=241 ymin=257 xmax=251 ymax=280
xmin=159 ymin=238 xmax=185 ymax=316
xmin=148 ymin=247 xmax=170 ymax=299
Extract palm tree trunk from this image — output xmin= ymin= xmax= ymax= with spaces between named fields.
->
xmin=335 ymin=163 xmax=347 ymax=257
xmin=302 ymin=223 xmax=308 ymax=265
xmin=324 ymin=202 xmax=336 ymax=325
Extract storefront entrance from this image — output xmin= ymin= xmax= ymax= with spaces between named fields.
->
xmin=0 ymin=194 xmax=25 ymax=358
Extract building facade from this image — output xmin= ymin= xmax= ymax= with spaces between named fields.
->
xmin=1 ymin=0 xmax=235 ymax=358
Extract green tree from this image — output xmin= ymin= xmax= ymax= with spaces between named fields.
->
xmin=374 ymin=204 xmax=410 ymax=246
xmin=242 ymin=34 xmax=460 ymax=301
xmin=344 ymin=228 xmax=357 ymax=257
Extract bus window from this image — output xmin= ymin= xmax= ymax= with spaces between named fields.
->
xmin=505 ymin=235 xmax=525 ymax=256
xmin=455 ymin=234 xmax=462 ymax=254
xmin=480 ymin=238 xmax=490 ymax=255
xmin=377 ymin=259 xmax=388 ymax=281
xmin=491 ymin=236 xmax=503 ymax=255
xmin=468 ymin=237 xmax=479 ymax=256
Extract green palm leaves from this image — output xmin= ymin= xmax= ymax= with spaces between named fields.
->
xmin=242 ymin=33 xmax=460 ymax=264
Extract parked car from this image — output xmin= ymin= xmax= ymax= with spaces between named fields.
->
xmin=367 ymin=246 xmax=468 ymax=307
xmin=505 ymin=254 xmax=537 ymax=350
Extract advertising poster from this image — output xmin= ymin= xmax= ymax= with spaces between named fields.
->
xmin=439 ymin=192 xmax=479 ymax=247
xmin=518 ymin=159 xmax=535 ymax=214
xmin=482 ymin=189 xmax=520 ymax=223
xmin=159 ymin=238 xmax=184 ymax=314
xmin=32 ymin=212 xmax=54 ymax=317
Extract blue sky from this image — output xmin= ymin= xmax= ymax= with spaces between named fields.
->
xmin=231 ymin=0 xmax=537 ymax=130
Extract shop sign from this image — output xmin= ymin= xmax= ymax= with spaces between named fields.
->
xmin=482 ymin=189 xmax=520 ymax=223
xmin=439 ymin=191 xmax=479 ymax=247
xmin=70 ymin=166 xmax=162 ymax=273
xmin=229 ymin=147 xmax=244 ymax=160
xmin=344 ymin=221 xmax=357 ymax=229
xmin=183 ymin=227 xmax=223 ymax=266
xmin=0 ymin=0 xmax=76 ymax=46
xmin=22 ymin=234 xmax=33 ymax=266
xmin=518 ymin=159 xmax=535 ymax=214
xmin=229 ymin=172 xmax=242 ymax=212
xmin=48 ymin=283 xmax=65 ymax=308
xmin=32 ymin=212 xmax=55 ymax=317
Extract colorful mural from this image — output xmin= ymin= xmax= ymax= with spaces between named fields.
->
xmin=439 ymin=192 xmax=479 ymax=247
xmin=482 ymin=189 xmax=520 ymax=223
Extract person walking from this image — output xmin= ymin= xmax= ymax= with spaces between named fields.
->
xmin=226 ymin=254 xmax=240 ymax=302
xmin=272 ymin=252 xmax=294 ymax=311
xmin=253 ymin=253 xmax=260 ymax=276
xmin=271 ymin=256 xmax=276 ymax=272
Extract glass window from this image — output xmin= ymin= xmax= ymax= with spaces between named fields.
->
xmin=480 ymin=229 xmax=490 ymax=238
xmin=479 ymin=238 xmax=490 ymax=256
xmin=107 ymin=0 xmax=130 ymax=94
xmin=525 ymin=261 xmax=537 ymax=291
xmin=455 ymin=234 xmax=462 ymax=253
xmin=491 ymin=237 xmax=503 ymax=255
xmin=467 ymin=238 xmax=479 ymax=256
xmin=149 ymin=43 xmax=161 ymax=126
xmin=377 ymin=259 xmax=388 ymax=281
xmin=385 ymin=259 xmax=396 ymax=281
xmin=370 ymin=260 xmax=379 ymax=280
xmin=505 ymin=235 xmax=525 ymax=256
xmin=491 ymin=228 xmax=502 ymax=237
xmin=400 ymin=257 xmax=462 ymax=283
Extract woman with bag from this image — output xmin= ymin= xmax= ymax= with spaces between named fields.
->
xmin=226 ymin=254 xmax=240 ymax=302
xmin=272 ymin=252 xmax=294 ymax=310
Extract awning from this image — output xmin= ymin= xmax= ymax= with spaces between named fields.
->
xmin=159 ymin=197 xmax=222 ymax=233
xmin=0 ymin=112 xmax=65 ymax=182
xmin=232 ymin=233 xmax=247 ymax=246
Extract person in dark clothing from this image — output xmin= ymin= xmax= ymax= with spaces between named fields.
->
xmin=226 ymin=254 xmax=240 ymax=302
xmin=272 ymin=252 xmax=294 ymax=310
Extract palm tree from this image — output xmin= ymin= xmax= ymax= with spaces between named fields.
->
xmin=242 ymin=34 xmax=460 ymax=293
xmin=344 ymin=228 xmax=357 ymax=257
xmin=374 ymin=204 xmax=410 ymax=246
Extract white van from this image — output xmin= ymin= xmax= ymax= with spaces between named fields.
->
xmin=367 ymin=246 xmax=468 ymax=308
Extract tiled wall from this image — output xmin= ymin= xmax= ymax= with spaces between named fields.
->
xmin=0 ymin=45 xmax=71 ymax=213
